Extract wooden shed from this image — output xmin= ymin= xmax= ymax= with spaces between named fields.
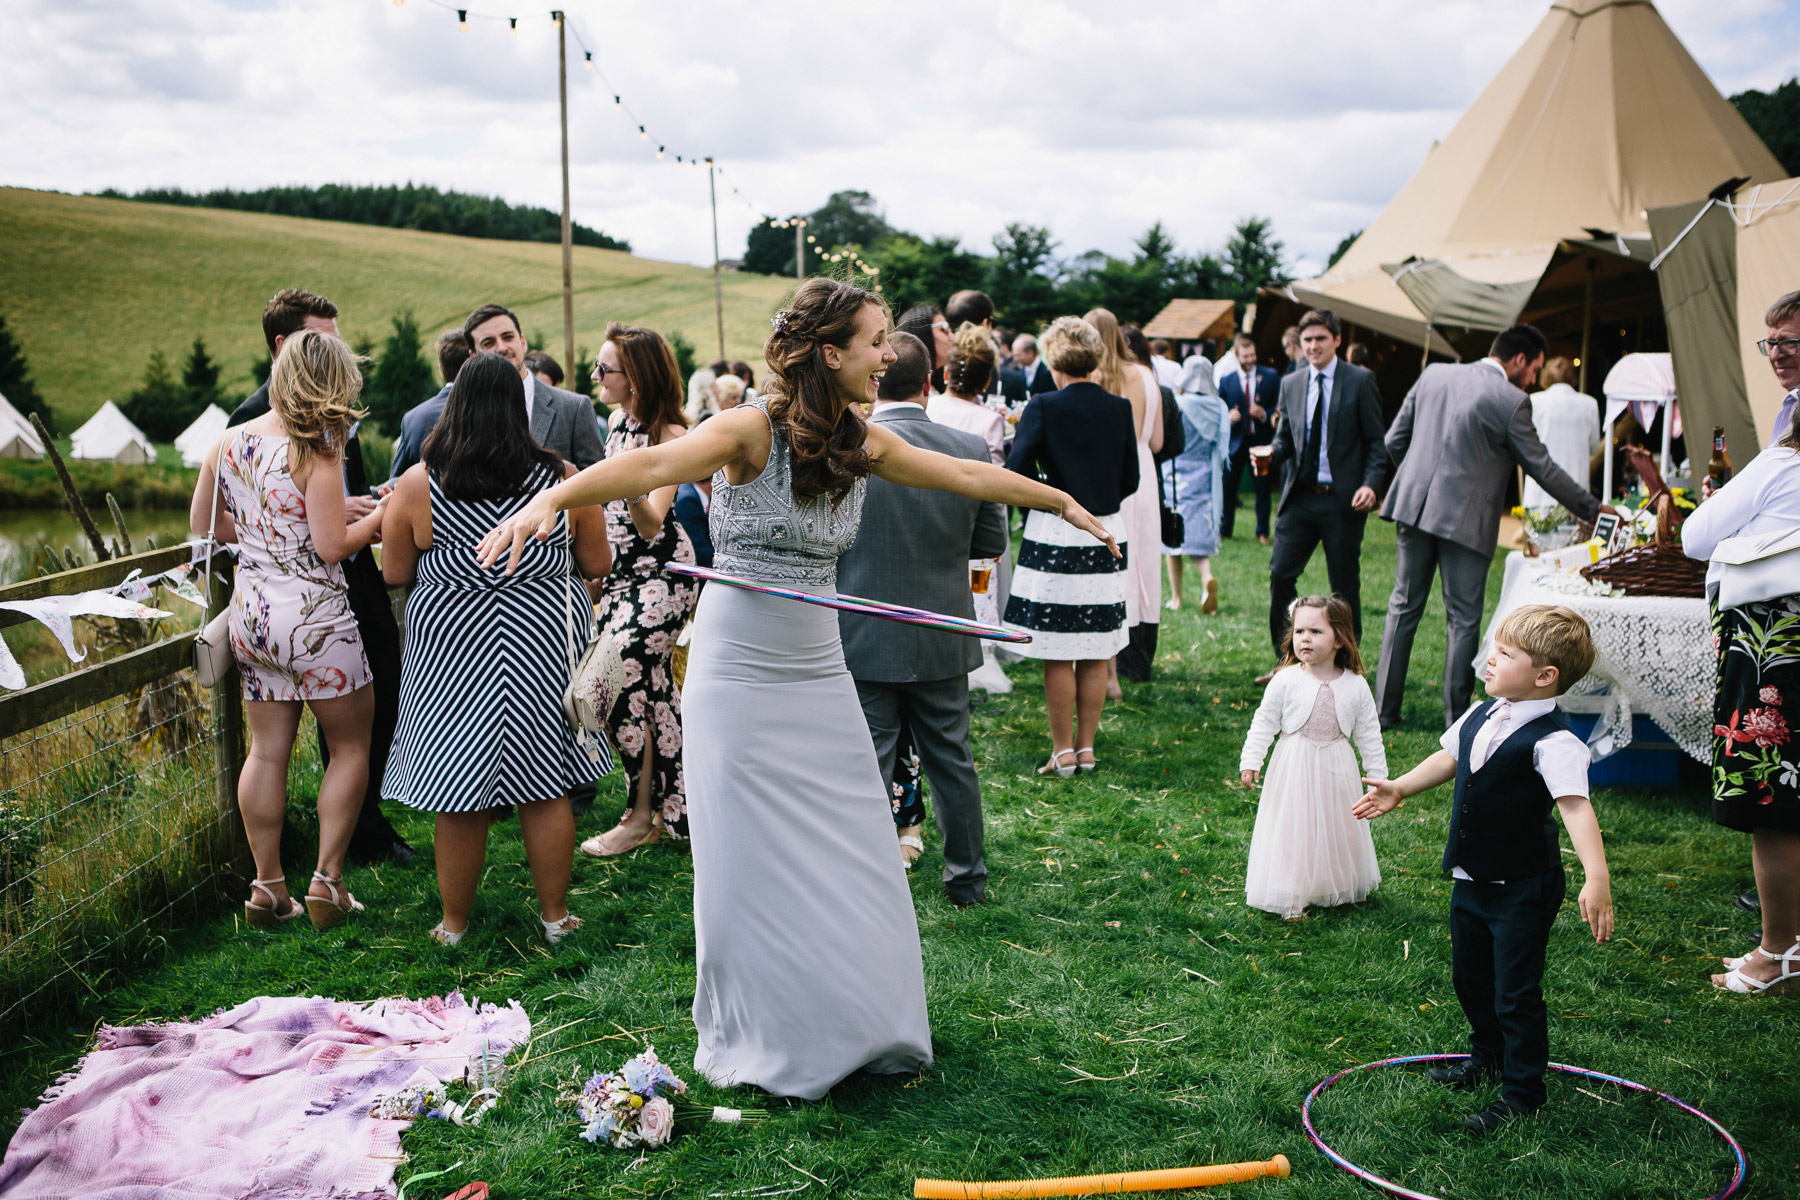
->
xmin=1142 ymin=299 xmax=1236 ymax=343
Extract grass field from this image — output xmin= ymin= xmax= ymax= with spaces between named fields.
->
xmin=0 ymin=187 xmax=794 ymax=431
xmin=2 ymin=518 xmax=1794 ymax=1199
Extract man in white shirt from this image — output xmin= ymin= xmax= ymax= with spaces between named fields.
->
xmin=1149 ymin=338 xmax=1182 ymax=391
xmin=1521 ymin=357 xmax=1601 ymax=509
xmin=1761 ymin=289 xmax=1800 ymax=450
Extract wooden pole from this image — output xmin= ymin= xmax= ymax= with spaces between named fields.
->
xmin=795 ymin=219 xmax=805 ymax=282
xmin=556 ymin=10 xmax=575 ymax=374
xmin=206 ymin=558 xmax=246 ymax=867
xmin=1578 ymin=257 xmax=1595 ymax=394
xmin=709 ymin=158 xmax=725 ymax=359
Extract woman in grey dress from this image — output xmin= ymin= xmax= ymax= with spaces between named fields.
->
xmin=478 ymin=279 xmax=1116 ymax=1099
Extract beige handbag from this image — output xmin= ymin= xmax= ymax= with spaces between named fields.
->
xmin=193 ymin=441 xmax=234 ymax=688
xmin=559 ymin=524 xmax=626 ymax=763
xmin=1712 ymin=525 xmax=1800 ymax=611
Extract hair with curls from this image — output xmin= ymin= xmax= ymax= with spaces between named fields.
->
xmin=1083 ymin=307 xmax=1137 ymax=396
xmin=267 ymin=329 xmax=367 ymax=480
xmin=605 ymin=322 xmax=688 ymax=446
xmin=763 ymin=277 xmax=888 ymax=504
xmin=944 ymin=322 xmax=996 ymax=397
xmin=1040 ymin=316 xmax=1102 ymax=377
xmin=1278 ymin=594 xmax=1365 ymax=674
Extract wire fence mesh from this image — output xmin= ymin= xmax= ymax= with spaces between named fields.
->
xmin=0 ymin=667 xmax=236 ymax=1025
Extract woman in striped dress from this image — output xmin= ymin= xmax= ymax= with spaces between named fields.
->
xmin=380 ymin=353 xmax=615 ymax=946
xmin=1003 ymin=316 xmax=1140 ymax=776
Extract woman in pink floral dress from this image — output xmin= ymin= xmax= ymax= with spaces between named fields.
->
xmin=190 ymin=330 xmax=387 ymax=931
xmin=581 ymin=324 xmax=700 ymax=856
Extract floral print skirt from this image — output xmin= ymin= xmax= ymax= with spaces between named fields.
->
xmin=1710 ymin=594 xmax=1800 ymax=834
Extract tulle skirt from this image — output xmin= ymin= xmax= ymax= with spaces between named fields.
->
xmin=1244 ymin=734 xmax=1381 ymax=918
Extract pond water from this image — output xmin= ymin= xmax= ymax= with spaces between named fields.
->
xmin=0 ymin=509 xmax=197 ymax=585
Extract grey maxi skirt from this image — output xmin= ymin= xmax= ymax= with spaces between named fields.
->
xmin=682 ymin=580 xmax=933 ymax=1099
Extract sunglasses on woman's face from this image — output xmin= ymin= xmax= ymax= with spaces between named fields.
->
xmin=592 ymin=361 xmax=625 ymax=379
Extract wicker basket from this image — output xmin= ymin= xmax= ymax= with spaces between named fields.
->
xmin=1579 ymin=493 xmax=1706 ymax=598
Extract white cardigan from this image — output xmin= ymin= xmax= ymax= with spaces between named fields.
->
xmin=1239 ymin=664 xmax=1389 ymax=778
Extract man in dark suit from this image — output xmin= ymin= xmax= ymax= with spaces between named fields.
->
xmin=388 ymin=330 xmax=472 ymax=483
xmin=1006 ymin=333 xmax=1057 ymax=400
xmin=1217 ymin=333 xmax=1279 ymax=542
xmin=1254 ymin=309 xmax=1387 ymax=674
xmin=227 ymin=288 xmax=413 ymax=865
xmin=837 ymin=332 xmax=1008 ymax=908
xmin=1374 ymin=325 xmax=1612 ymax=729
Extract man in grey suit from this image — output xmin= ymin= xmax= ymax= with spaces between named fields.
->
xmin=1255 ymin=309 xmax=1387 ymax=672
xmin=1374 ymin=324 xmax=1614 ymax=729
xmin=463 ymin=303 xmax=606 ymax=469
xmin=838 ymin=332 xmax=1009 ymax=908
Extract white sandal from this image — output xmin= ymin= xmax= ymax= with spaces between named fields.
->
xmin=542 ymin=912 xmax=583 ymax=945
xmin=305 ymin=871 xmax=365 ymax=931
xmin=1723 ymin=944 xmax=1773 ymax=971
xmin=1075 ymin=747 xmax=1097 ymax=773
xmin=1038 ymin=749 xmax=1077 ymax=778
xmin=428 ymin=922 xmax=466 ymax=946
xmin=1713 ymin=941 xmax=1800 ymax=994
xmin=244 ymin=877 xmax=305 ymax=928
xmin=899 ymin=834 xmax=924 ymax=869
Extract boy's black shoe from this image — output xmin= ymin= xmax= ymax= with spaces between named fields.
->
xmin=1427 ymin=1061 xmax=1496 ymax=1091
xmin=1463 ymin=1099 xmax=1535 ymax=1136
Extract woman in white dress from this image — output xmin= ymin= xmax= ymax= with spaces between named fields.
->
xmin=1085 ymin=310 xmax=1162 ymax=689
xmin=478 ymin=279 xmax=1116 ymax=1099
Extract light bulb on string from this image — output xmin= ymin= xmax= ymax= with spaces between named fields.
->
xmin=806 ymin=235 xmax=815 ymax=243
xmin=393 ymin=0 xmax=403 ymax=6
xmin=457 ymin=9 xmax=468 ymax=30
xmin=657 ymin=146 xmax=664 ymax=159
xmin=551 ymin=11 xmax=561 ymax=27
xmin=508 ymin=16 xmax=517 ymax=35
xmin=639 ymin=126 xmax=648 ymax=140
xmin=584 ymin=53 xmax=593 ymax=69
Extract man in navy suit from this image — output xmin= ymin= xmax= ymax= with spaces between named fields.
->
xmin=1217 ymin=333 xmax=1279 ymax=542
xmin=1002 ymin=333 xmax=1057 ymax=403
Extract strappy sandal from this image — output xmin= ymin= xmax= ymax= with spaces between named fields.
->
xmin=244 ymin=877 xmax=305 ymax=928
xmin=428 ymin=923 xmax=466 ymax=946
xmin=541 ymin=912 xmax=583 ymax=945
xmin=1713 ymin=940 xmax=1800 ymax=995
xmin=305 ymin=871 xmax=365 ymax=931
xmin=1038 ymin=749 xmax=1077 ymax=778
xmin=579 ymin=817 xmax=664 ymax=858
xmin=899 ymin=833 xmax=924 ymax=869
xmin=1075 ymin=747 xmax=1097 ymax=773
xmin=1723 ymin=944 xmax=1773 ymax=971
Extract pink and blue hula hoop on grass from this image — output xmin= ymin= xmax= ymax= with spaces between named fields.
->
xmin=1302 ymin=1053 xmax=1747 ymax=1200
xmin=666 ymin=563 xmax=1033 ymax=643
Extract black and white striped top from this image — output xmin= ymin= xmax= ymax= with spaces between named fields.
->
xmin=381 ymin=464 xmax=611 ymax=812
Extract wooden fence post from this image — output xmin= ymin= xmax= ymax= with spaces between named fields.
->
xmin=204 ymin=558 xmax=247 ymax=871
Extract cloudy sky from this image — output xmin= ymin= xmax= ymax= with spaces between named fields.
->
xmin=5 ymin=0 xmax=1796 ymax=276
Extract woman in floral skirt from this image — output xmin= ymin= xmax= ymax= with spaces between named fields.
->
xmin=581 ymin=325 xmax=700 ymax=856
xmin=1682 ymin=399 xmax=1800 ymax=994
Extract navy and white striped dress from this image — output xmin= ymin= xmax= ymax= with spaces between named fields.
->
xmin=382 ymin=463 xmax=612 ymax=812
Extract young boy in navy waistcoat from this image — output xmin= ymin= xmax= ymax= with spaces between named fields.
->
xmin=1355 ymin=605 xmax=1613 ymax=1135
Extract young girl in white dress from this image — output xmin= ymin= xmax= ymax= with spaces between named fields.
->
xmin=1239 ymin=594 xmax=1387 ymax=918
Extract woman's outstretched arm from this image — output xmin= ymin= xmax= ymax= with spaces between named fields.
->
xmin=478 ymin=407 xmax=762 ymax=573
xmin=866 ymin=423 xmax=1118 ymax=556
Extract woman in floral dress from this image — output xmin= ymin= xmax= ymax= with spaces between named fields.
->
xmin=582 ymin=325 xmax=700 ymax=856
xmin=1682 ymin=406 xmax=1800 ymax=994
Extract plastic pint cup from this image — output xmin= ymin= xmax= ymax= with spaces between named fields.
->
xmin=970 ymin=565 xmax=993 ymax=594
xmin=1250 ymin=446 xmax=1272 ymax=476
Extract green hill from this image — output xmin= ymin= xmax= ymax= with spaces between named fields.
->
xmin=0 ymin=187 xmax=792 ymax=429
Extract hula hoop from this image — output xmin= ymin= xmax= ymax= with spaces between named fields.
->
xmin=666 ymin=563 xmax=1033 ymax=642
xmin=1302 ymin=1053 xmax=1747 ymax=1200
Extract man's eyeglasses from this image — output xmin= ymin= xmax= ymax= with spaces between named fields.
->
xmin=1757 ymin=336 xmax=1800 ymax=358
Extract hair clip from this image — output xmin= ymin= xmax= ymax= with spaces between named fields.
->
xmin=770 ymin=311 xmax=792 ymax=333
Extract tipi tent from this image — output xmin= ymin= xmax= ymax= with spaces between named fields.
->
xmin=1648 ymin=177 xmax=1800 ymax=459
xmin=174 ymin=403 xmax=230 ymax=467
xmin=0 ymin=391 xmax=45 ymax=459
xmin=68 ymin=401 xmax=155 ymax=464
xmin=1288 ymin=0 xmax=1784 ymax=355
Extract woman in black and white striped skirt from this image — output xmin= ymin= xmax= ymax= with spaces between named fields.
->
xmin=380 ymin=353 xmax=615 ymax=946
xmin=1003 ymin=316 xmax=1140 ymax=777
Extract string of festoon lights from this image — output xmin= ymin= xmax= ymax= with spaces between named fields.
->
xmin=392 ymin=0 xmax=882 ymax=288
xmin=397 ymin=0 xmax=766 ymax=217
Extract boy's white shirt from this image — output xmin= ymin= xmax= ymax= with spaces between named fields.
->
xmin=1439 ymin=697 xmax=1591 ymax=882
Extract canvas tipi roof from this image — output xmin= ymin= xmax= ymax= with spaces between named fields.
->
xmin=1290 ymin=0 xmax=1785 ymax=347
xmin=0 ymin=390 xmax=45 ymax=459
xmin=68 ymin=400 xmax=155 ymax=463
xmin=175 ymin=403 xmax=230 ymax=467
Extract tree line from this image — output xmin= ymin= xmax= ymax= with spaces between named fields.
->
xmin=743 ymin=190 xmax=1291 ymax=330
xmin=95 ymin=183 xmax=631 ymax=253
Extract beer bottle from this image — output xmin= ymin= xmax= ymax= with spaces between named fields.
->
xmin=1706 ymin=425 xmax=1733 ymax=491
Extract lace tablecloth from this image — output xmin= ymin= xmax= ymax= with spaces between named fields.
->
xmin=1478 ymin=552 xmax=1711 ymax=762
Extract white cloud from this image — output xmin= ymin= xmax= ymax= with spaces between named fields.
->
xmin=2 ymin=0 xmax=1793 ymax=275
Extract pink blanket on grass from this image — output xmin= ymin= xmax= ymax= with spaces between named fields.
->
xmin=0 ymin=992 xmax=529 ymax=1200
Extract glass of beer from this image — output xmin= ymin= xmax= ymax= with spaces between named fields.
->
xmin=970 ymin=565 xmax=993 ymax=594
xmin=1250 ymin=445 xmax=1272 ymax=476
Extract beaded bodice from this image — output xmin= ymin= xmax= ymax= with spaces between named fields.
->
xmin=710 ymin=398 xmax=866 ymax=587
xmin=1298 ymin=681 xmax=1342 ymax=744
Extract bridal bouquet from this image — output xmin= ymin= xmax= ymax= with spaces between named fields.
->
xmin=564 ymin=1046 xmax=765 ymax=1149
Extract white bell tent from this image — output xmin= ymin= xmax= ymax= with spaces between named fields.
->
xmin=174 ymin=404 xmax=230 ymax=467
xmin=68 ymin=401 xmax=155 ymax=464
xmin=0 ymin=391 xmax=45 ymax=459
